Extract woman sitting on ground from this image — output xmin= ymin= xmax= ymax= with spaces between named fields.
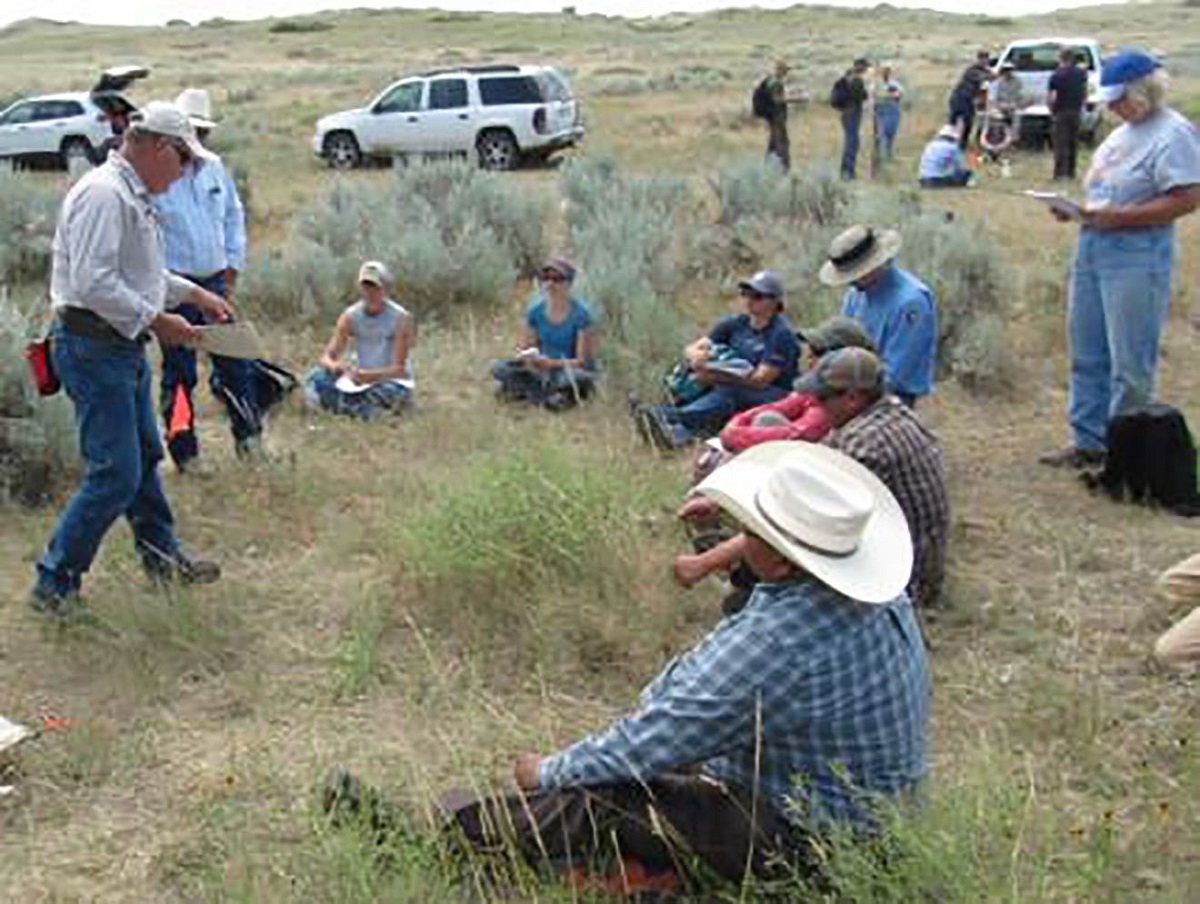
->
xmin=918 ymin=124 xmax=974 ymax=188
xmin=304 ymin=260 xmax=415 ymax=419
xmin=493 ymin=256 xmax=598 ymax=411
xmin=636 ymin=270 xmax=800 ymax=450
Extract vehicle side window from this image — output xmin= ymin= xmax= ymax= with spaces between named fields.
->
xmin=0 ymin=102 xmax=37 ymax=125
xmin=428 ymin=79 xmax=468 ymax=111
xmin=37 ymin=101 xmax=82 ymax=120
xmin=478 ymin=77 xmax=542 ymax=106
xmin=375 ymin=82 xmax=424 ymax=115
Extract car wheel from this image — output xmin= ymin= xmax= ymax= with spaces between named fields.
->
xmin=476 ymin=130 xmax=520 ymax=171
xmin=324 ymin=132 xmax=362 ymax=170
xmin=60 ymin=138 xmax=93 ymax=169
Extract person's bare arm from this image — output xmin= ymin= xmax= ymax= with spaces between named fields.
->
xmin=317 ymin=314 xmax=352 ymax=374
xmin=1082 ymin=185 xmax=1200 ymax=230
xmin=674 ymin=534 xmax=749 ymax=588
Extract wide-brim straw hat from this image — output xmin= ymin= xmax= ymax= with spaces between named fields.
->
xmin=818 ymin=224 xmax=903 ymax=287
xmin=695 ymin=441 xmax=912 ymax=604
xmin=175 ymin=88 xmax=217 ymax=130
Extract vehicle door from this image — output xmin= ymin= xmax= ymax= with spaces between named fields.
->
xmin=360 ymin=80 xmax=426 ymax=155
xmin=35 ymin=100 xmax=87 ymax=152
xmin=419 ymin=78 xmax=474 ymax=153
xmin=0 ymin=101 xmax=41 ymax=156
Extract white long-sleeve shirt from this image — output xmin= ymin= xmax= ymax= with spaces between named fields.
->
xmin=50 ymin=152 xmax=195 ymax=339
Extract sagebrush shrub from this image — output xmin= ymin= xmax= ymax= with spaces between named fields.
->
xmin=0 ymin=169 xmax=62 ymax=286
xmin=240 ymin=161 xmax=546 ymax=324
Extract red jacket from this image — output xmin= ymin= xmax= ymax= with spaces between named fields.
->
xmin=719 ymin=392 xmax=833 ymax=452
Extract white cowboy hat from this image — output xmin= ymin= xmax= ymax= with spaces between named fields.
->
xmin=818 ymin=224 xmax=903 ymax=287
xmin=174 ymin=88 xmax=216 ymax=130
xmin=695 ymin=441 xmax=912 ymax=604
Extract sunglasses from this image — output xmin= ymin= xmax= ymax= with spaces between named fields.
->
xmin=740 ymin=288 xmax=776 ymax=301
xmin=540 ymin=272 xmax=567 ymax=283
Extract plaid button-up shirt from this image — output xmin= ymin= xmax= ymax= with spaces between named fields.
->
xmin=824 ymin=397 xmax=950 ymax=606
xmin=538 ymin=581 xmax=930 ymax=831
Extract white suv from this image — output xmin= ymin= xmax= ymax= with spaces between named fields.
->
xmin=313 ymin=64 xmax=583 ymax=171
xmin=993 ymin=38 xmax=1104 ymax=147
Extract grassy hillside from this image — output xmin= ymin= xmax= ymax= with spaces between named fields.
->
xmin=1 ymin=3 xmax=1198 ymax=902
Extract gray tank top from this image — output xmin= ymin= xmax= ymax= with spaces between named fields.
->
xmin=348 ymin=299 xmax=411 ymax=376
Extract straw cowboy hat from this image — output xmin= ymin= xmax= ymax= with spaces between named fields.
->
xmin=175 ymin=88 xmax=216 ymax=130
xmin=818 ymin=224 xmax=903 ymax=287
xmin=695 ymin=441 xmax=912 ymax=603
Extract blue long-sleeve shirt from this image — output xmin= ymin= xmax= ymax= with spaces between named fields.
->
xmin=153 ymin=155 xmax=246 ymax=276
xmin=918 ymin=138 xmax=968 ymax=182
xmin=537 ymin=581 xmax=930 ymax=831
xmin=841 ymin=264 xmax=937 ymax=400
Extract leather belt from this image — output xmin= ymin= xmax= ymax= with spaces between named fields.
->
xmin=57 ymin=307 xmax=150 ymax=345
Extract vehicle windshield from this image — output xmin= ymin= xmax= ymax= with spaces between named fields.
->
xmin=1005 ymin=44 xmax=1095 ymax=73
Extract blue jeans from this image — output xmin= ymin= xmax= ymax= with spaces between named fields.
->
xmin=874 ymin=104 xmax=900 ymax=161
xmin=841 ymin=108 xmax=862 ymax=179
xmin=36 ymin=326 xmax=179 ymax=597
xmin=160 ymin=271 xmax=260 ymax=467
xmin=1067 ymin=227 xmax=1174 ymax=451
xmin=492 ymin=359 xmax=596 ymax=406
xmin=657 ymin=383 xmax=788 ymax=444
xmin=304 ymin=367 xmax=411 ymax=419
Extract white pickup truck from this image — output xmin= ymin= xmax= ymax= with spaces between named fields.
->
xmin=992 ymin=38 xmax=1104 ymax=148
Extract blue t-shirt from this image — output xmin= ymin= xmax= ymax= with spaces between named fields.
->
xmin=1083 ymin=107 xmax=1200 ymax=212
xmin=708 ymin=312 xmax=800 ymax=390
xmin=526 ymin=297 xmax=595 ymax=362
xmin=918 ymin=138 xmax=967 ymax=181
xmin=841 ymin=265 xmax=937 ymax=400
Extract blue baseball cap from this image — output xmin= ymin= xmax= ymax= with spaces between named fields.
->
xmin=1098 ymin=51 xmax=1161 ymax=103
xmin=737 ymin=269 xmax=785 ymax=301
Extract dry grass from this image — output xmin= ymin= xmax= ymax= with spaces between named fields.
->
xmin=1 ymin=3 xmax=1199 ymax=902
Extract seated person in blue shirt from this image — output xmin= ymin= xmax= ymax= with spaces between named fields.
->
xmin=638 ymin=270 xmax=800 ymax=449
xmin=493 ymin=256 xmax=598 ymax=411
xmin=820 ymin=225 xmax=937 ymax=406
xmin=918 ymin=124 xmax=974 ymax=188
xmin=304 ymin=261 xmax=415 ymax=419
xmin=322 ymin=442 xmax=930 ymax=893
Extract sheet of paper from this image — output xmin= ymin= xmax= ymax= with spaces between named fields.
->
xmin=335 ymin=375 xmax=414 ymax=394
xmin=1022 ymin=190 xmax=1082 ymax=222
xmin=192 ymin=322 xmax=266 ymax=360
xmin=0 ymin=716 xmax=33 ymax=755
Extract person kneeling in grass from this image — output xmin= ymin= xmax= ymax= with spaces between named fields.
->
xmin=323 ymin=443 xmax=930 ymax=895
xmin=304 ymin=261 xmax=415 ymax=419
xmin=492 ymin=256 xmax=598 ymax=411
xmin=918 ymin=124 xmax=974 ymax=189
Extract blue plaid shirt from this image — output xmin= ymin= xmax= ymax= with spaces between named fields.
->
xmin=538 ymin=580 xmax=930 ymax=830
xmin=152 ymin=156 xmax=246 ymax=276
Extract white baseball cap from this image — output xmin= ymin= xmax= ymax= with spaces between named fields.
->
xmin=128 ymin=101 xmax=217 ymax=166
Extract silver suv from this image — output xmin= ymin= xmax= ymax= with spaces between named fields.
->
xmin=313 ymin=64 xmax=583 ymax=171
xmin=992 ymin=38 xmax=1104 ymax=147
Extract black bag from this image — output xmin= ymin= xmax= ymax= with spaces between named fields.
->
xmin=751 ymin=78 xmax=775 ymax=119
xmin=250 ymin=360 xmax=298 ymax=415
xmin=829 ymin=76 xmax=850 ymax=110
xmin=1084 ymin=403 xmax=1200 ymax=517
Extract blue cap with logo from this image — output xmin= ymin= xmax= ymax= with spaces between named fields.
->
xmin=1098 ymin=50 xmax=1161 ymax=103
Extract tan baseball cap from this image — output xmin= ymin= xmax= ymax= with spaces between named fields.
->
xmin=793 ymin=347 xmax=883 ymax=398
xmin=128 ymin=101 xmax=216 ymax=166
xmin=358 ymin=260 xmax=392 ymax=287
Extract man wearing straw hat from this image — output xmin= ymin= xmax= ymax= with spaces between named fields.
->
xmin=153 ymin=88 xmax=258 ymax=472
xmin=325 ymin=443 xmax=930 ymax=891
xmin=821 ymin=224 xmax=937 ymax=406
xmin=1154 ymin=553 xmax=1200 ymax=669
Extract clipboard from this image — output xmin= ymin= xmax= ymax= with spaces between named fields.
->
xmin=1022 ymin=190 xmax=1083 ymax=222
xmin=192 ymin=322 xmax=266 ymax=360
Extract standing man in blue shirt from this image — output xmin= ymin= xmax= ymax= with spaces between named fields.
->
xmin=323 ymin=442 xmax=929 ymax=892
xmin=820 ymin=225 xmax=937 ymax=406
xmin=153 ymin=88 xmax=258 ymax=472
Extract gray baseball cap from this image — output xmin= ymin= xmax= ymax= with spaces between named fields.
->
xmin=794 ymin=347 xmax=883 ymax=398
xmin=737 ymin=269 xmax=785 ymax=301
xmin=798 ymin=315 xmax=876 ymax=355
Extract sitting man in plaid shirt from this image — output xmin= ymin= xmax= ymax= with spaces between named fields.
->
xmin=324 ymin=443 xmax=930 ymax=894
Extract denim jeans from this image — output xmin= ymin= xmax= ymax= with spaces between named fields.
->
xmin=657 ymin=383 xmax=788 ymax=444
xmin=304 ymin=367 xmax=411 ymax=419
xmin=841 ymin=108 xmax=862 ymax=179
xmin=874 ymin=104 xmax=900 ymax=161
xmin=36 ymin=325 xmax=179 ymax=596
xmin=160 ymin=271 xmax=260 ymax=467
xmin=1067 ymin=227 xmax=1174 ymax=451
xmin=492 ymin=359 xmax=596 ymax=406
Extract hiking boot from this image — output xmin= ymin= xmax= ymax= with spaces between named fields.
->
xmin=637 ymin=406 xmax=682 ymax=452
xmin=28 ymin=586 xmax=95 ymax=624
xmin=1038 ymin=446 xmax=1106 ymax=469
xmin=142 ymin=550 xmax=222 ymax=586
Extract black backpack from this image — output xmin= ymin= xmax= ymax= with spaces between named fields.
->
xmin=1083 ymin=403 xmax=1200 ymax=517
xmin=830 ymin=75 xmax=851 ymax=110
xmin=752 ymin=78 xmax=775 ymax=119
